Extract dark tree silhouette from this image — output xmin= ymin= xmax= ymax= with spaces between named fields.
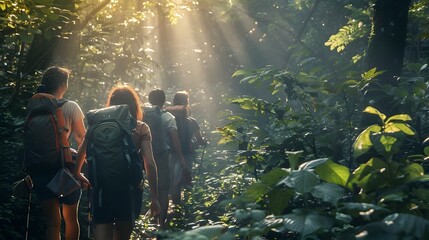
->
xmin=365 ymin=0 xmax=412 ymax=115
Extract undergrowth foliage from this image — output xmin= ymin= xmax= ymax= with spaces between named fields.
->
xmin=207 ymin=67 xmax=429 ymax=239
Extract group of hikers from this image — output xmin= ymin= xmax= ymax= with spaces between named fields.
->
xmin=23 ymin=66 xmax=207 ymax=240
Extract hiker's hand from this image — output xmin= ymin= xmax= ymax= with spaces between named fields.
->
xmin=150 ymin=199 xmax=161 ymax=217
xmin=76 ymin=173 xmax=91 ymax=189
xmin=182 ymin=166 xmax=192 ymax=185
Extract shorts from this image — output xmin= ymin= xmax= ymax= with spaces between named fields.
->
xmin=153 ymin=151 xmax=171 ymax=192
xmin=29 ymin=165 xmax=82 ymax=205
xmin=170 ymin=153 xmax=194 ymax=187
xmin=92 ymin=186 xmax=142 ymax=224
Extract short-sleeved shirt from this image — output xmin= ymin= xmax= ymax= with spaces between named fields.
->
xmin=161 ymin=110 xmax=177 ymax=150
xmin=61 ymin=100 xmax=85 ymax=141
xmin=133 ymin=121 xmax=152 ymax=148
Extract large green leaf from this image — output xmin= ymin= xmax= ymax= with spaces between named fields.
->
xmin=261 ymin=168 xmax=290 ymax=184
xmin=310 ymin=183 xmax=347 ymax=206
xmin=280 ymin=170 xmax=319 ymax=194
xmin=384 ymin=122 xmax=415 ymax=135
xmin=298 ymin=158 xmax=329 ymax=170
xmin=385 ymin=114 xmax=412 ymax=123
xmin=353 ymin=124 xmax=382 ymax=159
xmin=177 ymin=225 xmax=227 ymax=239
xmin=339 ymin=202 xmax=390 ymax=218
xmin=244 ymin=182 xmax=270 ymax=202
xmin=267 ymin=188 xmax=294 ymax=215
xmin=282 ymin=209 xmax=334 ymax=236
xmin=315 ymin=159 xmax=350 ymax=188
xmin=244 ymin=168 xmax=289 ymax=202
xmin=348 ymin=158 xmax=388 ymax=192
xmin=354 ymin=214 xmax=429 ymax=239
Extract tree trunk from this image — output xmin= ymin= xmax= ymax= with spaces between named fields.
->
xmin=365 ymin=0 xmax=412 ymax=115
xmin=367 ymin=0 xmax=411 ymax=85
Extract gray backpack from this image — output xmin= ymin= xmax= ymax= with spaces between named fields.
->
xmin=85 ymin=105 xmax=143 ymax=188
xmin=143 ymin=106 xmax=167 ymax=155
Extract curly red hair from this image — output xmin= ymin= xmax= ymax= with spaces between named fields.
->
xmin=106 ymin=84 xmax=143 ymax=121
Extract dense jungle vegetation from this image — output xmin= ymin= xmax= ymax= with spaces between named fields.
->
xmin=1 ymin=0 xmax=429 ymax=239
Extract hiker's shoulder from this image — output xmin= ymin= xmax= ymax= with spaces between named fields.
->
xmin=135 ymin=121 xmax=150 ymax=136
xmin=60 ymin=100 xmax=84 ymax=118
xmin=161 ymin=110 xmax=175 ymax=119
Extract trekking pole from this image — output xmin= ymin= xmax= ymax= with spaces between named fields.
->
xmin=198 ymin=144 xmax=207 ymax=179
xmin=87 ymin=189 xmax=93 ymax=239
xmin=25 ymin=192 xmax=31 ymax=240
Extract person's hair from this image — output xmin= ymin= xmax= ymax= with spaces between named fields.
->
xmin=148 ymin=89 xmax=166 ymax=106
xmin=172 ymin=91 xmax=189 ymax=106
xmin=173 ymin=90 xmax=191 ymax=116
xmin=106 ymin=84 xmax=143 ymax=121
xmin=38 ymin=66 xmax=70 ymax=94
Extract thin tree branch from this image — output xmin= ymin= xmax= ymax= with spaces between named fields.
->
xmin=284 ymin=0 xmax=321 ymax=66
xmin=79 ymin=0 xmax=112 ymax=30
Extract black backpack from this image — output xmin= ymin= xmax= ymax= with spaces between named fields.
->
xmin=24 ymin=93 xmax=72 ymax=170
xmin=143 ymin=106 xmax=166 ymax=155
xmin=165 ymin=106 xmax=193 ymax=154
xmin=85 ymin=105 xmax=143 ymax=189
xmin=176 ymin=115 xmax=193 ymax=154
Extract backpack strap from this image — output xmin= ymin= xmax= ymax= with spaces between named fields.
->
xmin=122 ymin=129 xmax=142 ymax=221
xmin=54 ymin=103 xmax=72 ymax=165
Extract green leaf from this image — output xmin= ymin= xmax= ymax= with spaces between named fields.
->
xmin=181 ymin=225 xmax=227 ymax=239
xmin=18 ymin=32 xmax=34 ymax=44
xmin=403 ymin=163 xmax=424 ymax=183
xmin=245 ymin=168 xmax=289 ymax=202
xmin=280 ymin=170 xmax=319 ymax=194
xmin=353 ymin=124 xmax=382 ymax=159
xmin=413 ymin=188 xmax=429 ymax=203
xmin=348 ymin=158 xmax=388 ymax=192
xmin=361 ymin=68 xmax=384 ymax=81
xmin=315 ymin=159 xmax=350 ymax=188
xmin=339 ymin=202 xmax=390 ymax=217
xmin=379 ymin=193 xmax=404 ymax=204
xmin=298 ymin=158 xmax=329 ymax=170
xmin=310 ymin=183 xmax=347 ymax=206
xmin=267 ymin=189 xmax=294 ymax=215
xmin=336 ymin=212 xmax=352 ymax=224
xmin=376 ymin=134 xmax=397 ymax=153
xmin=386 ymin=114 xmax=412 ymax=123
xmin=381 ymin=214 xmax=429 ymax=238
xmin=261 ymin=168 xmax=290 ymax=184
xmin=384 ymin=122 xmax=415 ymax=135
xmin=370 ymin=133 xmax=402 ymax=157
xmin=285 ymin=150 xmax=303 ymax=170
xmin=282 ymin=209 xmax=334 ymax=236
xmin=244 ymin=182 xmax=270 ymax=202
xmin=363 ymin=106 xmax=386 ymax=121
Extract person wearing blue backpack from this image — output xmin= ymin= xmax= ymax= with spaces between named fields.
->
xmin=74 ymin=85 xmax=160 ymax=240
xmin=144 ymin=89 xmax=188 ymax=228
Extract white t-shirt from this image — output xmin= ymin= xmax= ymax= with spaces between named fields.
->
xmin=61 ymin=100 xmax=84 ymax=142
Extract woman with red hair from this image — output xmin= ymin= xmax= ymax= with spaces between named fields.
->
xmin=75 ymin=84 xmax=160 ymax=240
